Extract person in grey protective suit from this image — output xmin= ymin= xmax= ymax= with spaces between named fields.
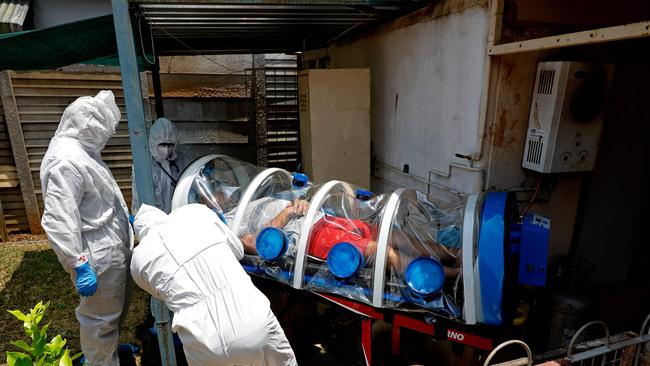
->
xmin=132 ymin=117 xmax=189 ymax=214
xmin=40 ymin=90 xmax=133 ymax=366
xmin=130 ymin=117 xmax=190 ymax=358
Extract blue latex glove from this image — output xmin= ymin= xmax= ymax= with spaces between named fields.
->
xmin=74 ymin=262 xmax=97 ymax=297
xmin=118 ymin=343 xmax=141 ymax=355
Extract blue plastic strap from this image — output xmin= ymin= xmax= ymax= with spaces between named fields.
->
xmin=216 ymin=211 xmax=227 ymax=224
xmin=477 ymin=191 xmax=507 ymax=325
xmin=210 ymin=208 xmax=227 ymax=224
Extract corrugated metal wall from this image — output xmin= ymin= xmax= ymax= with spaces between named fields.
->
xmin=0 ymin=66 xmax=291 ymax=235
xmin=1 ymin=71 xmax=138 ymax=234
xmin=265 ymin=55 xmax=301 ymax=171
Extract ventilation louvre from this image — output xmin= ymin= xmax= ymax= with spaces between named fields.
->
xmin=526 ymin=138 xmax=544 ymax=165
xmin=537 ymin=69 xmax=555 ymax=95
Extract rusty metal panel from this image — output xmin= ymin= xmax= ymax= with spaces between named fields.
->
xmin=177 ymin=122 xmax=249 ymax=144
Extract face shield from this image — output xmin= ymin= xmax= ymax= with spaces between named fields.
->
xmin=211 ymin=184 xmax=240 ymax=212
xmin=192 ymin=171 xmax=241 ymax=214
xmin=217 ymin=184 xmax=240 ymax=201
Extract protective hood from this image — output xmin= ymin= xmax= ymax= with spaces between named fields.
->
xmin=54 ymin=90 xmax=121 ymax=151
xmin=149 ymin=118 xmax=180 ymax=163
xmin=134 ymin=203 xmax=169 ymax=239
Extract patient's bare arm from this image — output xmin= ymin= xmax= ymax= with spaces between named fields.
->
xmin=266 ymin=199 xmax=309 ymax=229
xmin=365 ymin=233 xmax=460 ymax=279
xmin=240 ymin=199 xmax=310 ymax=255
xmin=241 ymin=233 xmax=257 ymax=254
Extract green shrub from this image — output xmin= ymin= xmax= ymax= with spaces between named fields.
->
xmin=6 ymin=301 xmax=82 ymax=366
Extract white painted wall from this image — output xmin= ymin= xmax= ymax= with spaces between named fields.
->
xmin=311 ymin=5 xmax=490 ymax=193
xmin=33 ymin=0 xmax=111 ymax=28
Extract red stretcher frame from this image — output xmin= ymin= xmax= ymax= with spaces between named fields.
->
xmin=314 ymin=292 xmax=495 ymax=366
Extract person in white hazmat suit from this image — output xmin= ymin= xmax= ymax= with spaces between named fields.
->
xmin=40 ymin=90 xmax=132 ymax=365
xmin=131 ymin=203 xmax=297 ymax=366
xmin=132 ymin=117 xmax=189 ymax=214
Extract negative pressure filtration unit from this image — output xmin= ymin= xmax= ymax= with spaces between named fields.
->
xmin=171 ymin=155 xmax=550 ymax=326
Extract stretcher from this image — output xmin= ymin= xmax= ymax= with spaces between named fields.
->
xmin=171 ymin=154 xmax=551 ymax=364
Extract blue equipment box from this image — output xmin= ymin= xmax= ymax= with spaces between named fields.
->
xmin=518 ymin=213 xmax=550 ymax=286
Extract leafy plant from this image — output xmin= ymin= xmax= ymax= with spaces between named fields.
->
xmin=6 ymin=301 xmax=82 ymax=366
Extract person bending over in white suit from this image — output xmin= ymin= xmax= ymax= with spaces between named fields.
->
xmin=131 ymin=203 xmax=297 ymax=366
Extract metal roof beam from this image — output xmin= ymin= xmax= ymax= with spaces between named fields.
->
xmin=149 ymin=21 xmax=371 ymax=25
xmin=131 ymin=0 xmax=427 ymax=54
xmin=141 ymin=4 xmax=362 ymax=10
xmin=133 ymin=0 xmax=407 ymax=7
xmin=146 ymin=16 xmax=376 ymax=21
xmin=142 ymin=10 xmax=376 ymax=16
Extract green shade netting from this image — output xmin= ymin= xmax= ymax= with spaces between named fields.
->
xmin=0 ymin=14 xmax=151 ymax=71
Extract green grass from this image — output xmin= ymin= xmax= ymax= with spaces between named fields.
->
xmin=0 ymin=241 xmax=155 ymax=365
xmin=0 ymin=242 xmax=361 ymax=366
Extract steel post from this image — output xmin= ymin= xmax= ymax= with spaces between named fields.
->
xmin=111 ymin=1 xmax=177 ymax=365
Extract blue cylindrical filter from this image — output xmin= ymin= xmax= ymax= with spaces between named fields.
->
xmin=355 ymin=189 xmax=373 ymax=201
xmin=327 ymin=242 xmax=364 ymax=279
xmin=256 ymin=227 xmax=288 ymax=261
xmin=405 ymin=257 xmax=445 ymax=297
xmin=292 ymin=172 xmax=309 ymax=188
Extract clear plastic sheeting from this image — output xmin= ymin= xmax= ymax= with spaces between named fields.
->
xmin=381 ymin=189 xmax=464 ymax=318
xmin=171 ymin=155 xmax=509 ymax=325
xmin=171 ymin=154 xmax=262 ymax=220
xmin=299 ymin=183 xmax=388 ymax=305
xmin=232 ymin=168 xmax=320 ymax=286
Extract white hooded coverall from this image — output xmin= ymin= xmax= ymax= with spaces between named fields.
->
xmin=132 ymin=117 xmax=188 ymax=214
xmin=40 ymin=91 xmax=133 ymax=365
xmin=132 ymin=204 xmax=297 ymax=366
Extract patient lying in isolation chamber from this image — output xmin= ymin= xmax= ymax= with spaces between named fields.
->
xmin=235 ymin=196 xmax=461 ymax=280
